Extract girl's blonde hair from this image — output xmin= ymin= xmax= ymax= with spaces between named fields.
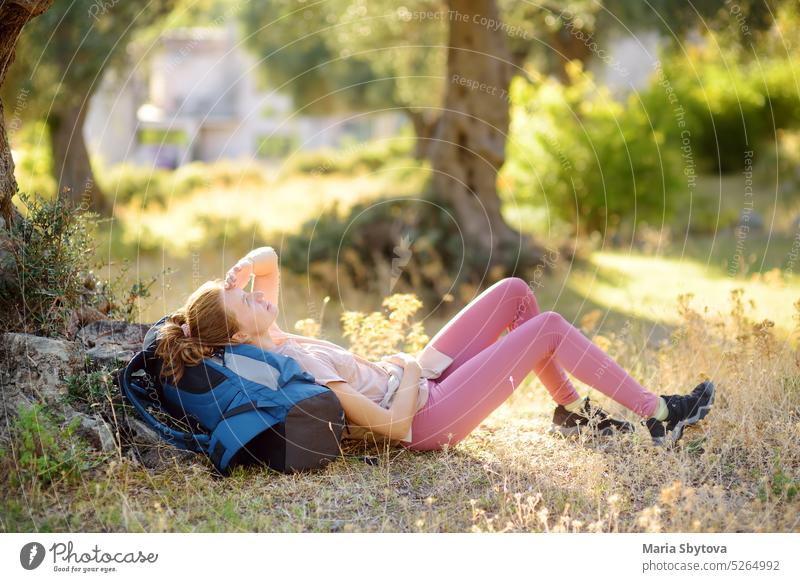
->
xmin=155 ymin=280 xmax=240 ymax=384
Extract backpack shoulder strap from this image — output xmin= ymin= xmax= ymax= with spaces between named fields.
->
xmin=224 ymin=343 xmax=316 ymax=387
xmin=143 ymin=315 xmax=169 ymax=353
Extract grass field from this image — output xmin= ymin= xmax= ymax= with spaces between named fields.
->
xmin=2 ymin=246 xmax=799 ymax=532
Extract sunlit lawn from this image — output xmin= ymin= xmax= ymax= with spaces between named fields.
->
xmin=568 ymin=250 xmax=799 ymax=340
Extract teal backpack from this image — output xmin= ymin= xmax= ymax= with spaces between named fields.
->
xmin=118 ymin=317 xmax=348 ymax=476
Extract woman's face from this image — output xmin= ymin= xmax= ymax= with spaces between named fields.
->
xmin=221 ymin=287 xmax=278 ymax=340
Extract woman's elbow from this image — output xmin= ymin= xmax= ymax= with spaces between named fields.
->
xmin=386 ymin=413 xmax=412 ymax=441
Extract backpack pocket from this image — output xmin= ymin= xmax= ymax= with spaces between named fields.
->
xmin=212 ymin=389 xmax=345 ymax=474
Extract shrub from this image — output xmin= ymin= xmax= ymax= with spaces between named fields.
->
xmin=99 ymin=160 xmax=270 ymax=209
xmin=100 ymin=163 xmax=171 ymax=208
xmin=341 ymin=293 xmax=429 ymax=361
xmin=1 ymin=192 xmax=156 ymax=336
xmin=281 ymin=189 xmax=492 ymax=302
xmin=640 ymin=47 xmax=800 ymax=174
xmin=502 ymin=62 xmax=682 ymax=236
xmin=502 ymin=48 xmax=800 ymax=236
xmin=281 ymin=137 xmax=413 ymax=177
xmin=65 ymin=368 xmax=118 ymax=413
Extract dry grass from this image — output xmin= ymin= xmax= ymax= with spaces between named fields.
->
xmin=2 ymin=286 xmax=798 ymax=533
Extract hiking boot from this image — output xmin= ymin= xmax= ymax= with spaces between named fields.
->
xmin=549 ymin=396 xmax=635 ymax=438
xmin=645 ymin=380 xmax=715 ymax=446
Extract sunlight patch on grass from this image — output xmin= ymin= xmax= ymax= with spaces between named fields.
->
xmin=569 ymin=251 xmax=800 ymax=337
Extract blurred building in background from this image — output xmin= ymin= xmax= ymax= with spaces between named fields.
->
xmin=85 ymin=23 xmax=407 ymax=170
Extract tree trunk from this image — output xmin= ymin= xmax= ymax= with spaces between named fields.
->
xmin=0 ymin=0 xmax=54 ymax=227
xmin=429 ymin=0 xmax=542 ymax=275
xmin=48 ymin=102 xmax=108 ymax=214
xmin=406 ymin=108 xmax=440 ymax=160
xmin=0 ymin=97 xmax=17 ymax=227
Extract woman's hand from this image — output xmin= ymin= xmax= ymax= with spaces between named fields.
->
xmin=223 ymin=258 xmax=254 ymax=290
xmin=401 ymin=358 xmax=421 ymax=375
xmin=381 ymin=351 xmax=421 ymax=370
xmin=223 ymin=247 xmax=278 ymax=290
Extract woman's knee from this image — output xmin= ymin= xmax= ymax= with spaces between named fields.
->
xmin=536 ymin=310 xmax=568 ymax=330
xmin=503 ymin=276 xmax=531 ymax=297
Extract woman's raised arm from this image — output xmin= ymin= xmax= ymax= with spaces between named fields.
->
xmin=247 ymin=247 xmax=280 ymax=307
xmin=224 ymin=247 xmax=284 ymax=337
xmin=224 ymin=246 xmax=280 ymax=306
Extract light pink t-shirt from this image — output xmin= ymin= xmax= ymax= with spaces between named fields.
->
xmin=268 ymin=326 xmax=430 ymax=442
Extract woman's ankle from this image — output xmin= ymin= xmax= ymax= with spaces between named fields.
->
xmin=651 ymin=397 xmax=668 ymax=421
xmin=563 ymin=395 xmax=585 ymax=413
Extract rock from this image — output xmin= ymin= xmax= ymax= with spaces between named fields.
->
xmin=66 ymin=306 xmax=107 ymax=339
xmin=0 ymin=332 xmax=83 ymax=408
xmin=137 ymin=446 xmax=199 ymax=472
xmin=63 ymin=409 xmax=117 ymax=453
xmin=76 ymin=320 xmax=151 ymax=368
xmin=126 ymin=417 xmax=161 ymax=446
xmin=122 ymin=416 xmax=203 ymax=472
xmin=83 ymin=345 xmax=132 ymax=369
xmin=0 ymin=326 xmax=203 ymax=474
xmin=0 ymin=332 xmax=85 ymax=446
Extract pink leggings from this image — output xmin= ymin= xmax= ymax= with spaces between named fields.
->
xmin=402 ymin=277 xmax=660 ymax=451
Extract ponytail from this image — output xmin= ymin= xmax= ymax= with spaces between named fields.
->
xmin=154 ymin=280 xmax=241 ymax=384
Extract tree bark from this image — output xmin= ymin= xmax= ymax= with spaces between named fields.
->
xmin=0 ymin=0 xmax=54 ymax=227
xmin=405 ymin=108 xmax=440 ymax=161
xmin=47 ymin=102 xmax=108 ymax=213
xmin=0 ymin=97 xmax=17 ymax=226
xmin=429 ymin=0 xmax=542 ymax=275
